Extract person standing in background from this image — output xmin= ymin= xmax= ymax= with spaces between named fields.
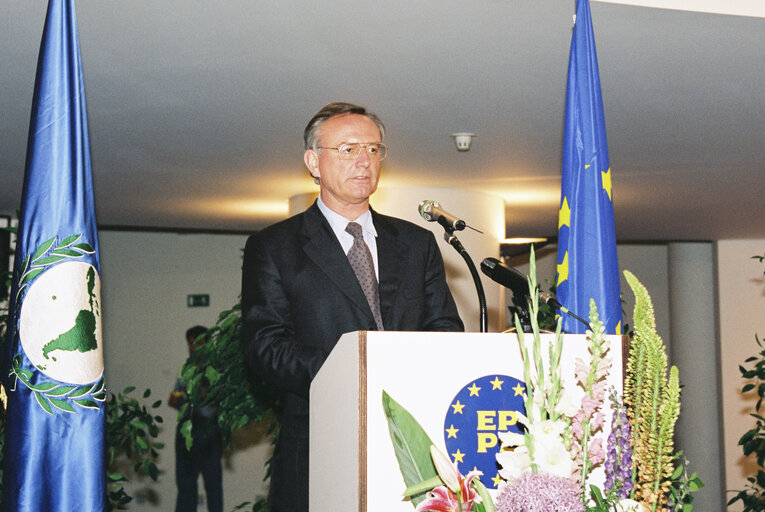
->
xmin=169 ymin=325 xmax=223 ymax=512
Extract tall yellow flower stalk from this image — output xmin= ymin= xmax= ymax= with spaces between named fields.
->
xmin=622 ymin=271 xmax=681 ymax=511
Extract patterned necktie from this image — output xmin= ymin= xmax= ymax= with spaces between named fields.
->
xmin=345 ymin=222 xmax=384 ymax=330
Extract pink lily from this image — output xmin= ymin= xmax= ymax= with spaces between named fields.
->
xmin=416 ymin=465 xmax=482 ymax=511
xmin=416 ymin=486 xmax=460 ymax=512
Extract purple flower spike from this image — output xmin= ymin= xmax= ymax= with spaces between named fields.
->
xmin=604 ymin=394 xmax=633 ymax=500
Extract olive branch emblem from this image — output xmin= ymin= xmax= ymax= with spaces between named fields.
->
xmin=11 ymin=355 xmax=106 ymax=414
xmin=9 ymin=233 xmax=102 ymax=414
xmin=15 ymin=233 xmax=95 ymax=304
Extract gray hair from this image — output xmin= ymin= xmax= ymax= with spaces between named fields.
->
xmin=303 ymin=102 xmax=385 ymax=150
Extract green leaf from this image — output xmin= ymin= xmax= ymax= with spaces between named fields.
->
xmin=107 ymin=471 xmax=125 ymax=482
xmin=49 ymin=398 xmax=76 ymax=413
xmin=51 ymin=249 xmax=83 ymax=258
xmin=68 ymin=386 xmax=91 ymax=399
xmin=382 ymin=391 xmax=438 ymax=506
xmin=20 ymin=268 xmax=44 ymax=285
xmin=55 ymin=234 xmax=82 ymax=249
xmin=148 ymin=462 xmax=159 ymax=481
xmin=74 ymin=242 xmax=95 ymax=253
xmin=91 ymin=377 xmax=105 ymax=394
xmin=403 ymin=475 xmax=442 ymax=497
xmin=135 ymin=436 xmax=149 ymax=451
xmin=756 ymin=469 xmax=765 ymax=489
xmin=123 ymin=386 xmax=136 ymax=394
xmin=181 ymin=419 xmax=194 ymax=450
xmin=590 ymin=484 xmax=605 ymax=505
xmin=31 ymin=237 xmax=56 ymax=262
xmin=33 ymin=256 xmax=65 ymax=266
xmin=34 ymin=391 xmax=53 ymax=414
xmin=18 ymin=256 xmax=30 ymax=277
xmin=205 ymin=366 xmax=222 ymax=384
xmin=29 ymin=381 xmax=58 ymax=392
xmin=74 ymin=398 xmax=100 ymax=409
xmin=474 ymin=478 xmax=495 ymax=512
xmin=46 ymin=385 xmax=77 ymax=397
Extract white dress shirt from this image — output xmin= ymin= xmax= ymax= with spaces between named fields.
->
xmin=316 ymin=196 xmax=379 ymax=280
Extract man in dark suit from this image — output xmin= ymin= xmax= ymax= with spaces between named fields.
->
xmin=241 ymin=102 xmax=463 ymax=512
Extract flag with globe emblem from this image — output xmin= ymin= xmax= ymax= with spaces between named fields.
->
xmin=555 ymin=0 xmax=622 ymax=335
xmin=1 ymin=0 xmax=106 ymax=510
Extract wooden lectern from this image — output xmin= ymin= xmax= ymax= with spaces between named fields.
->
xmin=310 ymin=331 xmax=625 ymax=512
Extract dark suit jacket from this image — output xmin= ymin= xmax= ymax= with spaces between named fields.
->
xmin=241 ymin=202 xmax=463 ymax=511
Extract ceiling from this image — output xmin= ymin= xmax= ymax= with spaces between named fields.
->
xmin=1 ymin=0 xmax=764 ymax=241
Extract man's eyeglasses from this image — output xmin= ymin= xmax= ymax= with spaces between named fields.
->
xmin=318 ymin=143 xmax=388 ymax=161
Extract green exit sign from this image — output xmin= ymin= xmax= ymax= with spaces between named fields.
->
xmin=187 ymin=294 xmax=210 ymax=307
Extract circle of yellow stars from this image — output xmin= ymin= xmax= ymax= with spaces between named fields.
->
xmin=445 ymin=376 xmax=527 ymax=488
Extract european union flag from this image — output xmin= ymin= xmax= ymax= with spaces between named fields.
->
xmin=1 ymin=0 xmax=106 ymax=510
xmin=555 ymin=0 xmax=622 ymax=334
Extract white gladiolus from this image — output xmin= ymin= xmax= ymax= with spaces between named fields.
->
xmin=496 ymin=445 xmax=531 ymax=481
xmin=555 ymin=387 xmax=580 ymax=417
xmin=532 ymin=436 xmax=576 ymax=478
xmin=498 ymin=430 xmax=526 ymax=448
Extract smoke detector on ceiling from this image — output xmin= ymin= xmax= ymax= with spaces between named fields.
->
xmin=451 ymin=132 xmax=476 ymax=151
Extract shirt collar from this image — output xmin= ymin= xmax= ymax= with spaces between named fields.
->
xmin=317 ymin=196 xmax=377 ymax=237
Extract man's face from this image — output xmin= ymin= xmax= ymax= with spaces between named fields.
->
xmin=188 ymin=336 xmax=205 ymax=354
xmin=304 ymin=114 xmax=382 ymax=214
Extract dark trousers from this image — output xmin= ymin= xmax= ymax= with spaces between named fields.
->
xmin=175 ymin=419 xmax=223 ymax=512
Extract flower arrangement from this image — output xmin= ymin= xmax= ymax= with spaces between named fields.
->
xmin=492 ymin=253 xmax=615 ymax=511
xmin=383 ymin=252 xmax=701 ymax=512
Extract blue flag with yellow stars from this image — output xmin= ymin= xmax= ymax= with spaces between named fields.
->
xmin=1 ymin=0 xmax=106 ymax=510
xmin=555 ymin=0 xmax=622 ymax=334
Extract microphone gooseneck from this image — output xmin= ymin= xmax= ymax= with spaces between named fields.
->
xmin=418 ymin=200 xmax=487 ymax=332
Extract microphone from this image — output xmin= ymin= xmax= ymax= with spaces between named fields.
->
xmin=418 ymin=200 xmax=466 ymax=231
xmin=480 ymin=257 xmax=589 ymax=329
xmin=480 ymin=257 xmax=532 ymax=299
xmin=480 ymin=258 xmax=564 ymax=308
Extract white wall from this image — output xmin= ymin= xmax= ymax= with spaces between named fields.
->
xmin=99 ymin=230 xmax=270 ymax=511
xmin=717 ymin=239 xmax=765 ymax=510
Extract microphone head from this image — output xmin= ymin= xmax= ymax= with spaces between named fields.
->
xmin=480 ymin=257 xmax=499 ymax=274
xmin=480 ymin=257 xmax=529 ymax=297
xmin=418 ymin=200 xmax=438 ymax=221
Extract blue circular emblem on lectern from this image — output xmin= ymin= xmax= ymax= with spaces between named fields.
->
xmin=443 ymin=374 xmax=526 ymax=489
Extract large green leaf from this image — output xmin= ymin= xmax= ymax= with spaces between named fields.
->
xmin=382 ymin=391 xmax=438 ymax=507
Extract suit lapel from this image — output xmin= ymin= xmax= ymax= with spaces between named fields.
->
xmin=373 ymin=211 xmax=407 ymax=328
xmin=300 ymin=203 xmax=376 ymax=325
